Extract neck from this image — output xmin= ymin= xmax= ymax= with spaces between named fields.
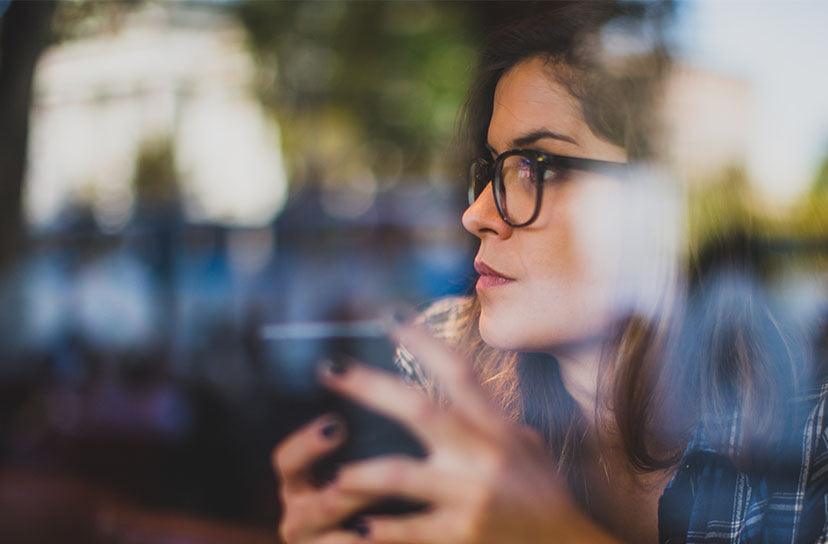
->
xmin=551 ymin=341 xmax=606 ymax=426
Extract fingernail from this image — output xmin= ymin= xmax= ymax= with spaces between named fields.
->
xmin=381 ymin=303 xmax=418 ymax=331
xmin=353 ymin=518 xmax=370 ymax=538
xmin=317 ymin=357 xmax=348 ymax=379
xmin=320 ymin=417 xmax=344 ymax=440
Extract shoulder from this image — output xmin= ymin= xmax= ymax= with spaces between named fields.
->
xmin=787 ymin=378 xmax=828 ymax=542
xmin=393 ymin=296 xmax=474 ymax=393
xmin=756 ymin=379 xmax=828 ymax=540
xmin=674 ymin=378 xmax=828 ymax=543
xmin=799 ymin=378 xmax=828 ymax=482
xmin=788 ymin=377 xmax=828 ymax=474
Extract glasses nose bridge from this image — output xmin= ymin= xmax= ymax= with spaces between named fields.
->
xmin=468 ymin=159 xmax=495 ymax=205
xmin=469 ymin=177 xmax=494 ymax=209
xmin=462 ymin=178 xmax=511 ymax=238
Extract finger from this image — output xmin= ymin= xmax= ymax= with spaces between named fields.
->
xmin=335 ymin=455 xmax=445 ymax=503
xmin=283 ymin=527 xmax=368 ymax=544
xmin=361 ymin=512 xmax=440 ymax=544
xmin=273 ymin=414 xmax=346 ymax=492
xmin=307 ymin=533 xmax=369 ymax=544
xmin=282 ymin=486 xmax=382 ymax=540
xmin=390 ymin=323 xmax=500 ymax=428
xmin=319 ymin=362 xmax=442 ymax=446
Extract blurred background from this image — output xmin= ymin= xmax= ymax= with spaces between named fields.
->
xmin=0 ymin=1 xmax=826 ymax=542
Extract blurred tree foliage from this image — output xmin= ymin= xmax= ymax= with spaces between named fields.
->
xmin=686 ymin=152 xmax=828 ymax=276
xmin=233 ymin=0 xmax=484 ymax=190
xmin=50 ymin=0 xmax=139 ymax=44
xmin=233 ymin=0 xmax=677 ymax=193
xmin=795 ymin=148 xmax=828 ymax=240
xmin=812 ymin=151 xmax=828 ymax=195
xmin=686 ymin=166 xmax=754 ymax=252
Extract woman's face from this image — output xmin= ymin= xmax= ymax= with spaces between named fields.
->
xmin=462 ymin=56 xmax=629 ymax=353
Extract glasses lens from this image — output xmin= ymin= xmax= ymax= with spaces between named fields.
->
xmin=496 ymin=154 xmax=538 ymax=225
xmin=468 ymin=159 xmax=491 ymax=206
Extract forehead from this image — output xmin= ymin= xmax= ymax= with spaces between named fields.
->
xmin=487 ymin=56 xmax=620 ymax=158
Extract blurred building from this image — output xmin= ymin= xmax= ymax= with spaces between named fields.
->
xmin=25 ymin=3 xmax=287 ymax=231
xmin=661 ymin=63 xmax=752 ymax=185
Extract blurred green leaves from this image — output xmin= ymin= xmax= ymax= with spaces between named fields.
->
xmin=233 ymin=0 xmax=481 ymax=190
xmin=686 ymin=150 xmax=828 ymax=272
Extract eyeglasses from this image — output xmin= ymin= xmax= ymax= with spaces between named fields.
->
xmin=468 ymin=149 xmax=628 ymax=227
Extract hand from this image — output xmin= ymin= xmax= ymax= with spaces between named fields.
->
xmin=316 ymin=323 xmax=619 ymax=544
xmin=272 ymin=413 xmax=378 ymax=543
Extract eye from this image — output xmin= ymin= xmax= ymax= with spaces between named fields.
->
xmin=517 ymin=159 xmax=533 ymax=180
xmin=542 ymin=166 xmax=567 ymax=183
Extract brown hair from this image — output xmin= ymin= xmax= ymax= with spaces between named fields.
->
xmin=460 ymin=2 xmax=668 ymax=166
xmin=454 ymin=1 xmax=802 ymax=504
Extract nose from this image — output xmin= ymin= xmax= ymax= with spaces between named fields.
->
xmin=461 ymin=182 xmax=512 ymax=239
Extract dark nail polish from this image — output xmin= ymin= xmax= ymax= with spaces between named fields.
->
xmin=318 ymin=357 xmax=348 ymax=378
xmin=381 ymin=304 xmax=418 ymax=329
xmin=353 ymin=518 xmax=370 ymax=538
xmin=320 ymin=418 xmax=343 ymax=439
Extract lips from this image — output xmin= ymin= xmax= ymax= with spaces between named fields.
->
xmin=474 ymin=260 xmax=515 ymax=289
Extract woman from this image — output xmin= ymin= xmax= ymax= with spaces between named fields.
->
xmin=273 ymin=4 xmax=827 ymax=543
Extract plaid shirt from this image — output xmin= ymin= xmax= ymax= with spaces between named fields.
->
xmin=395 ymin=296 xmax=828 ymax=544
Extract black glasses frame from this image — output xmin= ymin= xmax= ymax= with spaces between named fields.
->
xmin=468 ymin=149 xmax=628 ymax=227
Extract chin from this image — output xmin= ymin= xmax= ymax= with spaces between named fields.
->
xmin=478 ymin=325 xmax=516 ymax=351
xmin=478 ymin=303 xmax=601 ymax=353
xmin=478 ymin=308 xmax=547 ymax=352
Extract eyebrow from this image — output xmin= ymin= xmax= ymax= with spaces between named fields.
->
xmin=513 ymin=129 xmax=578 ymax=148
xmin=487 ymin=129 xmax=578 ymax=156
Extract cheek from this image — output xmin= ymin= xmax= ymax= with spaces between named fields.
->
xmin=568 ymin=179 xmax=626 ymax=296
xmin=524 ymin=184 xmax=585 ymax=284
xmin=479 ymin=184 xmax=615 ymax=351
xmin=526 ymin=183 xmax=598 ymax=300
